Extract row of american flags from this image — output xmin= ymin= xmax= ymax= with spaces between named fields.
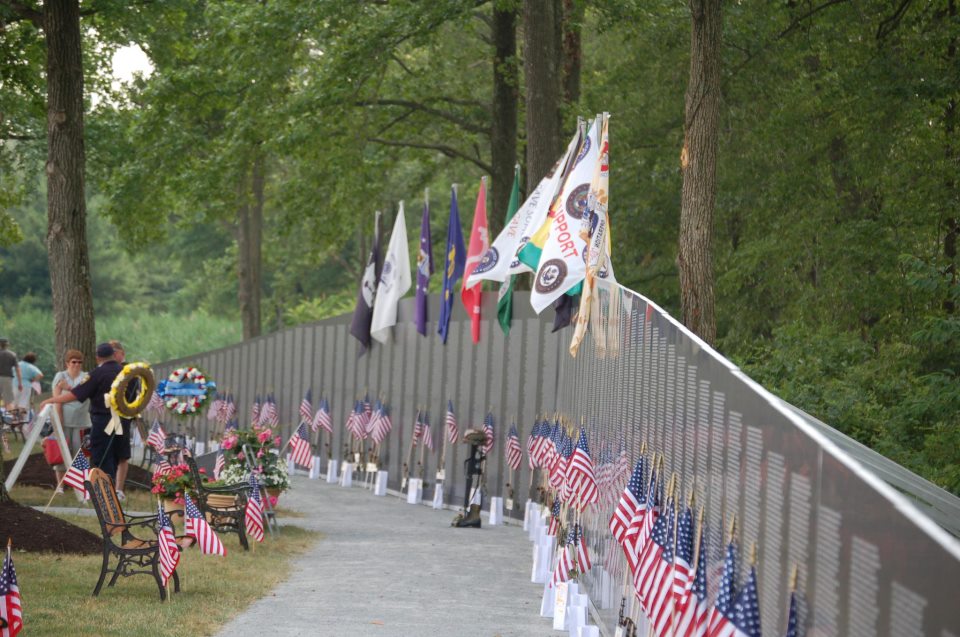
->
xmin=528 ymin=420 xmax=801 ymax=637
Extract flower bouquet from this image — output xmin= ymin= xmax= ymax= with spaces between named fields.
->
xmin=219 ymin=424 xmax=291 ymax=501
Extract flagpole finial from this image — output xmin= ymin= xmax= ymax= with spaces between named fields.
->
xmin=728 ymin=515 xmax=737 ymax=542
xmin=750 ymin=542 xmax=757 ymax=566
xmin=790 ymin=564 xmax=799 ymax=591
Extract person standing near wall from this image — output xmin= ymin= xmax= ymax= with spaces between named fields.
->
xmin=0 ymin=338 xmax=23 ymax=413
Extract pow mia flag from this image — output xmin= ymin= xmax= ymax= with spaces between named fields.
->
xmin=350 ymin=211 xmax=383 ymax=355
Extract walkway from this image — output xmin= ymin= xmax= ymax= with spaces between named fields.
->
xmin=214 ymin=477 xmax=549 ymax=637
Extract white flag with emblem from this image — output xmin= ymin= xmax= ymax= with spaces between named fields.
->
xmin=529 ymin=119 xmax=600 ymax=314
xmin=507 ymin=129 xmax=583 ymax=277
xmin=466 ymin=147 xmax=571 ymax=285
xmin=371 ymin=203 xmax=411 ymax=343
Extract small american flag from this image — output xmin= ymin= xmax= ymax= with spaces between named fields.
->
xmin=505 ymin=424 xmax=522 ymax=472
xmin=62 ymin=452 xmax=90 ymax=499
xmin=611 ymin=458 xmax=646 ymax=542
xmin=206 ymin=393 xmax=223 ymax=421
xmin=262 ymin=394 xmax=280 ymax=427
xmin=289 ymin=422 xmax=314 ymax=469
xmin=250 ymin=395 xmax=261 ymax=427
xmin=784 ymin=589 xmax=798 ymax=637
xmin=362 ymin=394 xmax=372 ymax=425
xmin=547 ymin=499 xmax=561 ymax=536
xmin=636 ymin=503 xmax=673 ymax=617
xmin=156 ymin=503 xmax=180 ymax=587
xmin=525 ymin=421 xmax=539 ymax=469
xmin=1 ymin=543 xmax=23 ymax=637
xmin=707 ymin=541 xmax=739 ymax=637
xmin=312 ymin=397 xmax=333 ymax=433
xmin=421 ymin=412 xmax=434 ymax=451
xmin=672 ymin=506 xmax=696 ymax=607
xmin=244 ymin=474 xmax=265 ymax=543
xmin=445 ymin=400 xmax=458 ymax=444
xmin=371 ymin=402 xmax=392 ymax=444
xmin=224 ymin=418 xmax=239 ymax=432
xmin=146 ymin=420 xmax=167 ymax=451
xmin=482 ymin=412 xmax=494 ymax=455
xmin=550 ymin=544 xmax=574 ymax=589
xmin=153 ymin=458 xmax=173 ymax=481
xmin=183 ymin=493 xmax=225 ymax=556
xmin=213 ymin=451 xmax=225 ymax=480
xmin=222 ymin=393 xmax=237 ymax=424
xmin=731 ymin=566 xmax=762 ymax=637
xmin=565 ymin=427 xmax=599 ymax=510
xmin=674 ymin=528 xmax=709 ymax=637
xmin=299 ymin=390 xmax=313 ymax=425
xmin=412 ymin=411 xmax=423 ymax=446
xmin=147 ymin=390 xmax=165 ymax=417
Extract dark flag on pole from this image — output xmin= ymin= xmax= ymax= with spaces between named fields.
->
xmin=350 ymin=211 xmax=383 ymax=355
xmin=415 ymin=193 xmax=434 ymax=336
xmin=438 ymin=186 xmax=465 ymax=344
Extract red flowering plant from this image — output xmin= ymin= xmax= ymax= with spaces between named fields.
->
xmin=151 ymin=463 xmax=210 ymax=504
xmin=218 ymin=424 xmax=290 ymax=492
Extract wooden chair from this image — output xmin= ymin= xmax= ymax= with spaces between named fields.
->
xmin=85 ymin=468 xmax=181 ymax=601
xmin=184 ymin=452 xmax=250 ymax=550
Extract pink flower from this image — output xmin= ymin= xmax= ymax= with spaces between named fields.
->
xmin=269 ymin=496 xmax=278 ymax=507
xmin=273 ymin=436 xmax=281 ymax=446
xmin=257 ymin=450 xmax=264 ymax=458
xmin=257 ymin=430 xmax=272 ymax=443
xmin=237 ymin=451 xmax=245 ymax=461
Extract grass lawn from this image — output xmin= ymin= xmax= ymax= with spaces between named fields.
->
xmin=13 ymin=512 xmax=320 ymax=637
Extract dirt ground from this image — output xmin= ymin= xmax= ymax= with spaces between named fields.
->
xmin=0 ymin=453 xmax=157 ymax=554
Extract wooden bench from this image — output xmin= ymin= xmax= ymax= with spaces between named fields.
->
xmin=184 ymin=453 xmax=250 ymax=550
xmin=85 ymin=468 xmax=181 ymax=601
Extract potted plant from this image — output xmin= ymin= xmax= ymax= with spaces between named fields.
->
xmin=218 ymin=424 xmax=290 ymax=506
xmin=151 ymin=463 xmax=207 ymax=519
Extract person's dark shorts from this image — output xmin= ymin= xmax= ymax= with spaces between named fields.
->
xmin=113 ymin=419 xmax=132 ymax=462
xmin=88 ymin=414 xmax=117 ymax=478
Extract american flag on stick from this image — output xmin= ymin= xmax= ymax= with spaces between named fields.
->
xmin=505 ymin=424 xmax=522 ymax=472
xmin=156 ymin=503 xmax=180 ymax=587
xmin=547 ymin=499 xmax=561 ymax=536
xmin=299 ymin=390 xmax=313 ymax=425
xmin=706 ymin=541 xmax=740 ymax=637
xmin=372 ymin=402 xmax=393 ymax=444
xmin=551 ymin=544 xmax=574 ymax=589
xmin=261 ymin=394 xmax=279 ymax=427
xmin=153 ymin=458 xmax=173 ymax=481
xmin=421 ymin=412 xmax=434 ymax=451
xmin=565 ymin=427 xmax=599 ymax=509
xmin=62 ymin=452 xmax=90 ymax=500
xmin=482 ymin=412 xmax=494 ymax=455
xmin=184 ymin=493 xmax=225 ymax=556
xmin=213 ymin=451 xmax=225 ymax=480
xmin=244 ymin=473 xmax=265 ymax=543
xmin=729 ymin=566 xmax=762 ymax=637
xmin=289 ymin=422 xmax=314 ymax=469
xmin=445 ymin=400 xmax=458 ymax=444
xmin=312 ymin=397 xmax=333 ymax=433
xmin=1 ymin=541 xmax=23 ymax=637
xmin=250 ymin=395 xmax=261 ymax=427
xmin=222 ymin=393 xmax=237 ymax=424
xmin=147 ymin=420 xmax=167 ymax=452
xmin=206 ymin=393 xmax=223 ymax=421
xmin=572 ymin=523 xmax=592 ymax=573
xmin=674 ymin=529 xmax=709 ymax=637
xmin=610 ymin=458 xmax=646 ymax=543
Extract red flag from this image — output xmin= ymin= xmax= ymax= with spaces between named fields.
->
xmin=460 ymin=177 xmax=489 ymax=344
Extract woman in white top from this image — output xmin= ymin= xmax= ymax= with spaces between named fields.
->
xmin=50 ymin=349 xmax=91 ymax=491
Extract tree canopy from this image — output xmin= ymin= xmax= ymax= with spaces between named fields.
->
xmin=1 ymin=0 xmax=957 ymax=492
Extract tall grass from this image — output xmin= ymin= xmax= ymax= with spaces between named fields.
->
xmin=0 ymin=307 xmax=240 ymax=380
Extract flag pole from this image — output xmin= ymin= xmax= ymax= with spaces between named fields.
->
xmin=418 ymin=410 xmax=427 ymax=480
xmin=402 ymin=408 xmax=420 ymax=497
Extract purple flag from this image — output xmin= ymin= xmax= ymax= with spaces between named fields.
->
xmin=415 ymin=194 xmax=434 ymax=336
xmin=350 ymin=211 xmax=383 ymax=355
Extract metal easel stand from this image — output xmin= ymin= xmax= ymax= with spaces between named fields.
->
xmin=241 ymin=443 xmax=280 ymax=538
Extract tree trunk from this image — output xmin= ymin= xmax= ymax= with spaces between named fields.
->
xmin=677 ymin=0 xmax=722 ymax=346
xmin=561 ymin=0 xmax=583 ymax=107
xmin=44 ymin=0 xmax=96 ymax=368
xmin=237 ymin=157 xmax=264 ymax=339
xmin=523 ymin=0 xmax=563 ymax=186
xmin=490 ymin=1 xmax=519 ymax=234
xmin=944 ymin=0 xmax=957 ymax=315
